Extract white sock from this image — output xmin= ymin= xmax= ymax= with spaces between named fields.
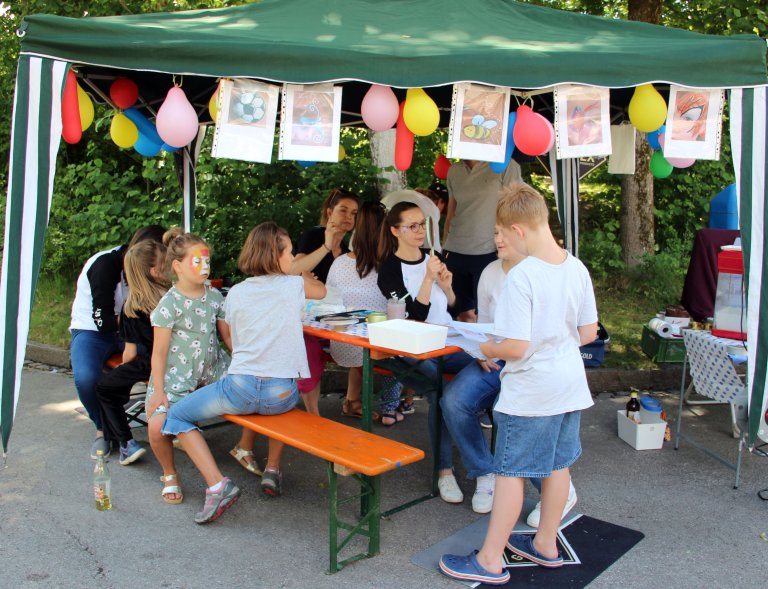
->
xmin=208 ymin=479 xmax=224 ymax=493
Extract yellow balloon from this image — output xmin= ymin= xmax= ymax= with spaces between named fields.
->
xmin=110 ymin=113 xmax=139 ymax=148
xmin=628 ymin=84 xmax=667 ymax=133
xmin=208 ymin=88 xmax=219 ymax=121
xmin=338 ymin=144 xmax=346 ymax=161
xmin=403 ymin=88 xmax=440 ymax=136
xmin=77 ymin=84 xmax=94 ymax=131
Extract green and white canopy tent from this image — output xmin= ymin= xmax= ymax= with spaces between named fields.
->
xmin=3 ymin=0 xmax=768 ymax=453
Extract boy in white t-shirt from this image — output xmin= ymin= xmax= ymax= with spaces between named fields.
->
xmin=439 ymin=183 xmax=598 ymax=585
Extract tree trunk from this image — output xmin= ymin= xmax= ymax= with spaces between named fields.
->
xmin=369 ymin=129 xmax=406 ymax=197
xmin=620 ymin=135 xmax=655 ymax=266
xmin=620 ymin=0 xmax=661 ymax=267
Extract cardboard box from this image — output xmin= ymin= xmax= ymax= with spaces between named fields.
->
xmin=640 ymin=325 xmax=686 ymax=363
xmin=367 ymin=319 xmax=448 ymax=355
xmin=617 ymin=410 xmax=666 ymax=450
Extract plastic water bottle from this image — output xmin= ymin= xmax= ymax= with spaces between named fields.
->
xmin=93 ymin=450 xmax=112 ymax=511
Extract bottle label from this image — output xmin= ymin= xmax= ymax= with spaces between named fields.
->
xmin=627 ymin=410 xmax=641 ymax=424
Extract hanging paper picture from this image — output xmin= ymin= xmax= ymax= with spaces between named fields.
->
xmin=211 ymin=79 xmax=279 ymax=164
xmin=278 ymin=83 xmax=342 ymax=162
xmin=447 ymin=83 xmax=510 ymax=162
xmin=663 ymin=86 xmax=723 ymax=160
xmin=554 ymin=85 xmax=612 ymax=159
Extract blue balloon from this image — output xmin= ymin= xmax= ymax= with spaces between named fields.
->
xmin=647 ymin=124 xmax=666 ymax=151
xmin=161 ymin=143 xmax=178 ymax=153
xmin=134 ymin=132 xmax=163 ymax=157
xmin=123 ymin=107 xmax=163 ymax=145
xmin=297 ymin=160 xmax=316 ymax=168
xmin=490 ymin=112 xmax=517 ymax=173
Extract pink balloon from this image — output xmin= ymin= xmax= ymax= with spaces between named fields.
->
xmin=513 ymin=105 xmax=553 ymax=156
xmin=543 ymin=119 xmax=555 ymax=153
xmin=156 ymin=86 xmax=199 ymax=148
xmin=361 ymin=84 xmax=400 ymax=132
xmin=658 ymin=133 xmax=696 ymax=168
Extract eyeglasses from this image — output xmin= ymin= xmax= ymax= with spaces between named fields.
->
xmin=397 ymin=221 xmax=427 ymax=233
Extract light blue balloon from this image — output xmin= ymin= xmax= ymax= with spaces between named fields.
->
xmin=297 ymin=160 xmax=316 ymax=168
xmin=490 ymin=112 xmax=517 ymax=173
xmin=161 ymin=143 xmax=178 ymax=153
xmin=134 ymin=132 xmax=163 ymax=157
xmin=123 ymin=107 xmax=163 ymax=145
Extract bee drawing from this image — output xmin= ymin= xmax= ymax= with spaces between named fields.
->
xmin=463 ymin=114 xmax=498 ymax=140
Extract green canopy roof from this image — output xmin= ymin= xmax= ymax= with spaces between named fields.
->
xmin=20 ymin=0 xmax=767 ymax=90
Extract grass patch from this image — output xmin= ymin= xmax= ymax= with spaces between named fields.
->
xmin=29 ymin=272 xmax=75 ymax=348
xmin=28 ymin=270 xmax=684 ymax=370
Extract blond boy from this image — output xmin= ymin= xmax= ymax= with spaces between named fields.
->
xmin=439 ymin=183 xmax=598 ymax=584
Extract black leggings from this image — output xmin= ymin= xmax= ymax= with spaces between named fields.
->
xmin=96 ymin=357 xmax=150 ymax=444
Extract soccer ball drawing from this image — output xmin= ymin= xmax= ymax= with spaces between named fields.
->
xmin=232 ymin=92 xmax=266 ymax=124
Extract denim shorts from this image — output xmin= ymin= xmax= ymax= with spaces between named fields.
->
xmin=162 ymin=374 xmax=299 ymax=435
xmin=492 ymin=410 xmax=582 ymax=478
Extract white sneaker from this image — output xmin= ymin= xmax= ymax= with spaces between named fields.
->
xmin=526 ymin=483 xmax=577 ymax=528
xmin=438 ymin=473 xmax=464 ymax=504
xmin=471 ymin=473 xmax=495 ymax=514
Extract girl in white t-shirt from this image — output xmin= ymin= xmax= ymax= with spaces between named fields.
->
xmin=162 ymin=222 xmax=325 ymax=523
xmin=376 ymin=201 xmax=473 ymax=499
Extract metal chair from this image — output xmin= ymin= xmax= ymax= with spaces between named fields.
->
xmin=674 ymin=329 xmax=748 ymax=488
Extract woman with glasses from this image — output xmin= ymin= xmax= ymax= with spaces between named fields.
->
xmin=376 ymin=200 xmax=474 ymax=504
xmin=291 ymin=188 xmax=360 ymax=415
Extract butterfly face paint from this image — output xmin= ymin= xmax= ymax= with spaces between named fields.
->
xmin=189 ymin=246 xmax=210 ymax=277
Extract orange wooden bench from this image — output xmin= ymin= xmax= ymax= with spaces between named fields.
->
xmin=223 ymin=409 xmax=424 ymax=573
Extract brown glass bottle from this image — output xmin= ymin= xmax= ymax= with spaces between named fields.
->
xmin=626 ymin=392 xmax=641 ymax=424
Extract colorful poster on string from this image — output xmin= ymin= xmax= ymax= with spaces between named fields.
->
xmin=211 ymin=79 xmax=279 ymax=163
xmin=554 ymin=85 xmax=612 ymax=159
xmin=663 ymin=86 xmax=723 ymax=160
xmin=278 ymin=83 xmax=342 ymax=162
xmin=447 ymin=83 xmax=510 ymax=162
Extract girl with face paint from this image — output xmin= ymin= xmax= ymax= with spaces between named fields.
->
xmin=145 ymin=228 xmax=232 ymax=506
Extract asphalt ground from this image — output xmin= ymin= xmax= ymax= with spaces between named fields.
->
xmin=1 ymin=365 xmax=767 ymax=588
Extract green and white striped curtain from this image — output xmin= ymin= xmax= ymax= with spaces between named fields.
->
xmin=0 ymin=56 xmax=67 ymax=454
xmin=730 ymin=87 xmax=768 ymax=446
xmin=549 ymin=150 xmax=580 ymax=257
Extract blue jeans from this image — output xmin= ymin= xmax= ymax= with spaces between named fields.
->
xmin=379 ymin=351 xmax=473 ymax=470
xmin=493 ymin=410 xmax=582 ymax=478
xmin=440 ymin=359 xmax=505 ymax=479
xmin=161 ymin=374 xmax=299 ymax=435
xmin=70 ymin=329 xmax=122 ymax=430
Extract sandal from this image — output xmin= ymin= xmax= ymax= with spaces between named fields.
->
xmin=341 ymin=399 xmax=380 ymax=422
xmin=160 ymin=473 xmax=183 ymax=505
xmin=229 ymin=445 xmax=263 ymax=476
xmin=381 ymin=410 xmax=404 ymax=427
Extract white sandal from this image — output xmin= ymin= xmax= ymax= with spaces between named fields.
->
xmin=160 ymin=473 xmax=183 ymax=505
xmin=229 ymin=445 xmax=263 ymax=476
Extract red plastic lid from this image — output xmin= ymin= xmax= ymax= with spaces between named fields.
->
xmin=718 ymin=249 xmax=743 ymax=274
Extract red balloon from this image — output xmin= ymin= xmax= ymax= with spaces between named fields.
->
xmin=434 ymin=154 xmax=451 ymax=179
xmin=61 ymin=70 xmax=82 ymax=144
xmin=513 ymin=105 xmax=554 ymax=156
xmin=395 ymin=102 xmax=414 ymax=171
xmin=110 ymin=77 xmax=139 ymax=109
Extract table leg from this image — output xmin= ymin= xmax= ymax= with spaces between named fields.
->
xmin=362 ymin=348 xmax=373 ymax=433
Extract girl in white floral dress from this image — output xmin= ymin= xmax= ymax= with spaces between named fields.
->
xmin=146 ymin=228 xmax=231 ymax=504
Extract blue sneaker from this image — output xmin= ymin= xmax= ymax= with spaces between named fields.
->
xmin=119 ymin=439 xmax=147 ymax=465
xmin=439 ymin=551 xmax=510 ymax=585
xmin=506 ymin=533 xmax=564 ymax=568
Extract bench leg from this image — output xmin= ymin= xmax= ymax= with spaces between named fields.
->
xmin=327 ymin=463 xmax=381 ymax=573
